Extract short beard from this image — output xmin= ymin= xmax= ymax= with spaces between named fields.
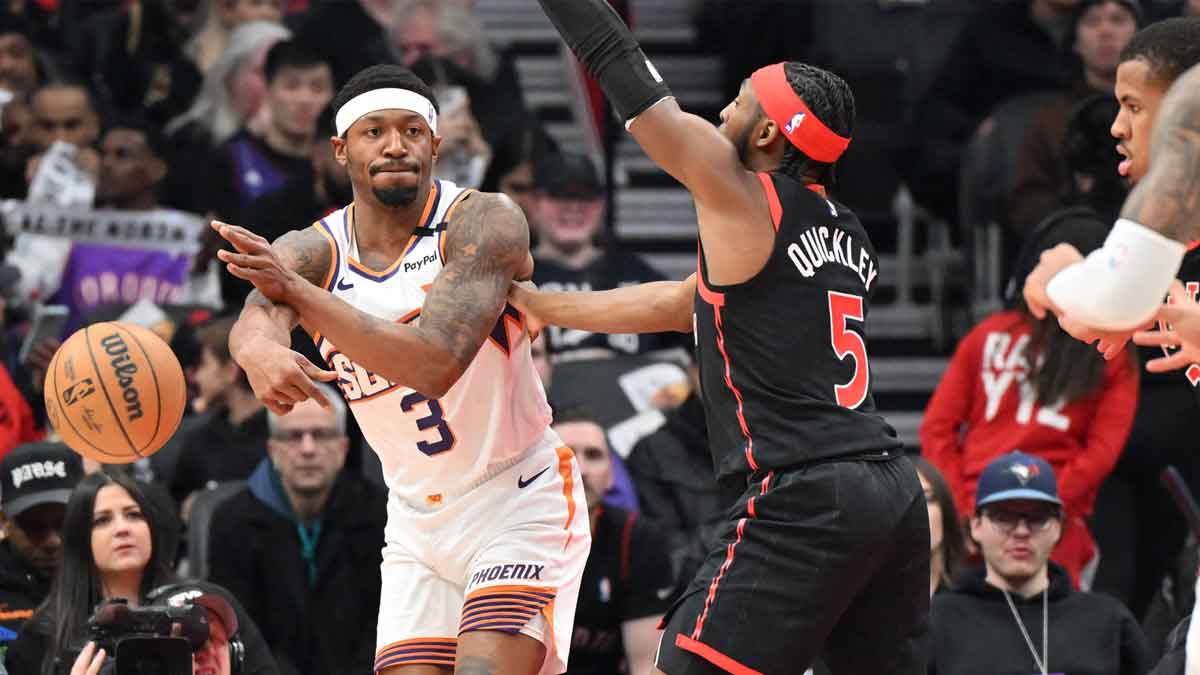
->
xmin=373 ymin=185 xmax=418 ymax=208
xmin=733 ymin=119 xmax=756 ymax=167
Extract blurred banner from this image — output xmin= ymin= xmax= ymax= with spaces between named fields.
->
xmin=0 ymin=201 xmax=206 ymax=254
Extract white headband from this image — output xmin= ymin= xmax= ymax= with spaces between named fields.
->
xmin=334 ymin=88 xmax=439 ymax=136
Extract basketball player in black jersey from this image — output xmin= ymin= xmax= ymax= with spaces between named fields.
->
xmin=508 ymin=2 xmax=929 ymax=674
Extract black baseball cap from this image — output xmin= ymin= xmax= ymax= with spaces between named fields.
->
xmin=0 ymin=442 xmax=84 ymax=518
xmin=975 ymin=451 xmax=1063 ymax=511
xmin=536 ymin=151 xmax=603 ymax=199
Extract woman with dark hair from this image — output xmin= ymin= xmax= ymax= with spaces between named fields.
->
xmin=912 ymin=456 xmax=966 ymax=597
xmin=7 ymin=470 xmax=176 ymax=675
xmin=4 ymin=469 xmax=277 ymax=675
xmin=920 ymin=215 xmax=1139 ymax=589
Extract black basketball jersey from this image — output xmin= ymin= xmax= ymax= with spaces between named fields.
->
xmin=693 ymin=172 xmax=900 ymax=480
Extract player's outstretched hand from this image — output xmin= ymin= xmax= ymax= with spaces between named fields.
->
xmin=211 ymin=221 xmax=302 ymax=303
xmin=1023 ymin=243 xmax=1082 ymax=320
xmin=508 ymin=280 xmax=545 ymax=339
xmin=235 ymin=335 xmax=338 ymax=415
xmin=1056 ymin=315 xmax=1146 ymax=361
xmin=1133 ymin=281 xmax=1200 ymax=373
xmin=71 ymin=642 xmax=107 ymax=675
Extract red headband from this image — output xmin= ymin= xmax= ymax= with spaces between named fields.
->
xmin=750 ymin=63 xmax=850 ymax=164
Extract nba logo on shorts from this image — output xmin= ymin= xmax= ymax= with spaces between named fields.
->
xmin=785 ymin=112 xmax=806 ymax=134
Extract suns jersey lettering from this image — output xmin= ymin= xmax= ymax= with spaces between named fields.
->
xmin=310 ymin=180 xmax=552 ymax=505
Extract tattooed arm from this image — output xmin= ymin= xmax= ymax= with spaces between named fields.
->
xmin=276 ymin=192 xmax=529 ymax=398
xmin=1120 ymin=64 xmax=1200 ymax=242
xmin=223 ymin=224 xmax=338 ymax=414
xmin=228 ymin=226 xmax=331 ymax=355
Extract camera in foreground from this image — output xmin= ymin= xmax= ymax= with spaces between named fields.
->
xmin=58 ymin=598 xmax=211 ymax=675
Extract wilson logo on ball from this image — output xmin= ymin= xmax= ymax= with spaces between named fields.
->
xmin=61 ymin=378 xmax=95 ymax=406
xmin=100 ymin=333 xmax=144 ymax=422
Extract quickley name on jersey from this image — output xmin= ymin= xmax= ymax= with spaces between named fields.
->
xmin=693 ymin=172 xmax=899 ymax=481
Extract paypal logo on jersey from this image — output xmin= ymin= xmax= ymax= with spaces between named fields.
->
xmin=404 ymin=253 xmax=438 ymax=273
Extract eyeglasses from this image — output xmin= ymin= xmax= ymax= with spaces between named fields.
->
xmin=272 ymin=427 xmax=342 ymax=444
xmin=983 ymin=507 xmax=1060 ymax=535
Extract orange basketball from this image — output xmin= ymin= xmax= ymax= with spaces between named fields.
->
xmin=43 ymin=321 xmax=186 ymax=464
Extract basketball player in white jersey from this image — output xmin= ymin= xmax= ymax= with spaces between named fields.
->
xmin=211 ymin=64 xmax=590 ymax=675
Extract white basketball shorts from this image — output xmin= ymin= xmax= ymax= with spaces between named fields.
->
xmin=373 ymin=427 xmax=591 ymax=674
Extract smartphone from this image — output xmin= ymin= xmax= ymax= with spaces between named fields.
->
xmin=20 ymin=303 xmax=68 ymax=365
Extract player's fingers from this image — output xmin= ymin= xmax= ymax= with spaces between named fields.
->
xmin=292 ymin=364 xmax=334 ymax=406
xmin=1145 ymin=350 xmax=1195 ymax=373
xmin=1133 ymin=329 xmax=1179 ymax=347
xmin=1101 ymin=340 xmax=1126 ymax=361
xmin=1108 ymin=340 xmax=1126 ymax=359
xmin=1056 ymin=315 xmax=1095 ymax=343
xmin=1023 ymin=280 xmax=1053 ymax=320
xmin=262 ymin=398 xmax=293 ymax=415
xmin=223 ymin=263 xmax=274 ymax=283
xmin=224 ymin=227 xmax=271 ymax=252
xmin=217 ymin=250 xmax=270 ymax=268
xmin=219 ymin=250 xmax=277 ymax=269
xmin=290 ymin=375 xmax=328 ymax=408
xmin=300 ymin=361 xmax=339 ymax=383
xmin=278 ymin=382 xmax=315 ymax=405
xmin=213 ymin=222 xmax=270 ymax=253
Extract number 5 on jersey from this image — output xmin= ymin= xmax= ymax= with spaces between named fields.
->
xmin=828 ymin=291 xmax=869 ymax=409
xmin=401 ymin=392 xmax=456 ymax=456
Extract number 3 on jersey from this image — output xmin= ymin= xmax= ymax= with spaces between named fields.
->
xmin=401 ymin=392 xmax=456 ymax=456
xmin=828 ymin=291 xmax=869 ymax=409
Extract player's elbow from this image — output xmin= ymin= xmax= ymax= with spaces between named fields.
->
xmin=416 ymin=362 xmax=466 ymax=399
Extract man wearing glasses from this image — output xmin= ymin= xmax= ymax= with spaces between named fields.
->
xmin=928 ymin=450 xmax=1152 ymax=675
xmin=207 ymin=383 xmax=387 ymax=675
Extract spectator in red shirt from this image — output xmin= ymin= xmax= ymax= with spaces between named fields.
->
xmin=920 ymin=218 xmax=1138 ymax=587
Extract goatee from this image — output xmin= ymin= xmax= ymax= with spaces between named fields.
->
xmin=373 ymin=185 xmax=419 ymax=208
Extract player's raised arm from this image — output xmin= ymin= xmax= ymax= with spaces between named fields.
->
xmin=509 ymin=275 xmax=695 ymax=335
xmin=221 ymin=193 xmax=529 ymax=399
xmin=224 ymin=224 xmax=338 ymax=414
xmin=1036 ymin=64 xmax=1200 ymax=332
xmin=535 ymin=0 xmax=765 ymax=222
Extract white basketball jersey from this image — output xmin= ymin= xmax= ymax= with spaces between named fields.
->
xmin=310 ymin=180 xmax=553 ymax=507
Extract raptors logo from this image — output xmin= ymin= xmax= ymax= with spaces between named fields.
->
xmin=1157 ymin=280 xmax=1200 ymax=386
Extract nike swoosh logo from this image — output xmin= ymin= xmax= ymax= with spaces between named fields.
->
xmin=518 ymin=465 xmax=551 ymax=489
xmin=336 ymin=278 xmax=354 ymax=291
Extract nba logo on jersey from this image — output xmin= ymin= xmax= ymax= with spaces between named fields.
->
xmin=785 ymin=112 xmax=806 ymax=134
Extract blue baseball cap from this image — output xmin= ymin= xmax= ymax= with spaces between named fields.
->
xmin=975 ymin=451 xmax=1062 ymax=510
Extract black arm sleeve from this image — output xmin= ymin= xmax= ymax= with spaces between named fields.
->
xmin=535 ymin=0 xmax=672 ymax=122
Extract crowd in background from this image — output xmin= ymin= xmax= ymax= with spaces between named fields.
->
xmin=0 ymin=0 xmax=1192 ymax=674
